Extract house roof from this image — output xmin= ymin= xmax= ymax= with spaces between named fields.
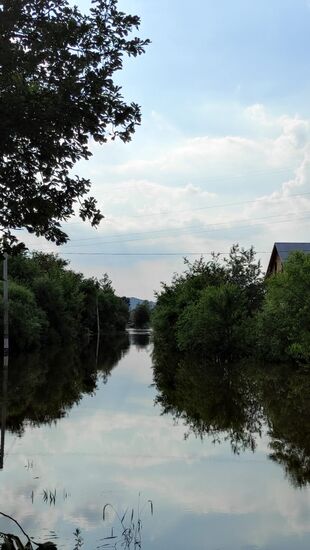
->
xmin=274 ymin=242 xmax=310 ymax=262
xmin=266 ymin=242 xmax=310 ymax=275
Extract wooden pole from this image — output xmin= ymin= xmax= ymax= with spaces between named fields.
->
xmin=3 ymin=252 xmax=8 ymax=369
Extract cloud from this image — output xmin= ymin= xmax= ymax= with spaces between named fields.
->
xmin=19 ymin=104 xmax=310 ymax=298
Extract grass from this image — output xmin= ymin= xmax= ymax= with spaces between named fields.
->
xmin=100 ymin=496 xmax=154 ymax=549
xmin=0 ymin=496 xmax=153 ymax=549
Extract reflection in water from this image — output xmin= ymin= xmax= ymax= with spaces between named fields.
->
xmin=0 ymin=334 xmax=131 ymax=547
xmin=153 ymin=350 xmax=310 ymax=487
xmin=128 ymin=329 xmax=151 ymax=349
xmin=0 ymin=511 xmax=57 ymax=549
xmin=0 ymin=335 xmax=309 ymax=550
xmin=0 ymin=359 xmax=8 ymax=470
xmin=102 ymin=499 xmax=153 ymax=549
xmin=0 ymin=333 xmax=129 ymax=443
xmin=0 ymin=498 xmax=153 ymax=549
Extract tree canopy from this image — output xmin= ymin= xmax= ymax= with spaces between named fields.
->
xmin=0 ymin=0 xmax=149 ymax=251
xmin=152 ymin=245 xmax=310 ymax=365
xmin=132 ymin=301 xmax=151 ymax=328
xmin=0 ymin=251 xmax=130 ymax=350
xmin=257 ymin=251 xmax=310 ymax=363
xmin=152 ymin=245 xmax=263 ymax=362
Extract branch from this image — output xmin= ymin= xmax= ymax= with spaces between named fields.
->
xmin=0 ymin=512 xmax=32 ymax=544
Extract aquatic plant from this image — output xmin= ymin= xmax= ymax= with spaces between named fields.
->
xmin=101 ymin=497 xmax=154 ymax=549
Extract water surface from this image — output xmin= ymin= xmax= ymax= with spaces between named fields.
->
xmin=0 ymin=331 xmax=309 ymax=549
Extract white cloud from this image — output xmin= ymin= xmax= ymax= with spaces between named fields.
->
xmin=19 ymin=103 xmax=310 ymax=298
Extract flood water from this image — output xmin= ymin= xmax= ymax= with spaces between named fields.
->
xmin=0 ymin=330 xmax=309 ymax=549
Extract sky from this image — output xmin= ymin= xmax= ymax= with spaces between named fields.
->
xmin=23 ymin=0 xmax=310 ymax=299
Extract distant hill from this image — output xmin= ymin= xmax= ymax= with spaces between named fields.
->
xmin=127 ymin=297 xmax=156 ymax=311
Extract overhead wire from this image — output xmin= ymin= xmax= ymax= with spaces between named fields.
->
xmin=63 ymin=192 xmax=310 ymax=245
xmin=28 ymin=213 xmax=310 ymax=257
xmin=59 ymin=165 xmax=299 ymax=228
xmin=103 ymin=190 xmax=310 ymax=221
xmin=47 ymin=209 xmax=310 ymax=249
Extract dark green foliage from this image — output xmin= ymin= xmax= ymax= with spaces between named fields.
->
xmin=257 ymin=251 xmax=310 ymax=363
xmin=152 ymin=255 xmax=227 ymax=348
xmin=224 ymin=244 xmax=264 ymax=315
xmin=97 ymin=274 xmax=130 ymax=333
xmin=0 ymin=280 xmax=47 ymax=349
xmin=0 ymin=252 xmax=129 ymax=350
xmin=132 ymin=302 xmax=150 ymax=328
xmin=154 ymin=246 xmax=310 ymax=365
xmin=153 ymin=245 xmax=263 ymax=361
xmin=0 ymin=0 xmax=149 ymax=251
xmin=176 ymin=284 xmax=248 ymax=362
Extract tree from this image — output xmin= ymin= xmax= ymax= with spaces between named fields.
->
xmin=97 ymin=277 xmax=130 ymax=333
xmin=132 ymin=302 xmax=150 ymax=328
xmin=0 ymin=0 xmax=149 ymax=251
xmin=176 ymin=284 xmax=248 ymax=362
xmin=152 ymin=255 xmax=227 ymax=348
xmin=152 ymin=245 xmax=263 ymax=359
xmin=0 ymin=280 xmax=47 ymax=349
xmin=257 ymin=251 xmax=310 ymax=363
xmin=0 ymin=252 xmax=129 ymax=348
xmin=225 ymin=244 xmax=264 ymax=315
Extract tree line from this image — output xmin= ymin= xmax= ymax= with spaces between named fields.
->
xmin=152 ymin=244 xmax=310 ymax=365
xmin=0 ymin=252 xmax=129 ymax=351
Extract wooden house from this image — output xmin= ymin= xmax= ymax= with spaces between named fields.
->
xmin=266 ymin=242 xmax=310 ymax=276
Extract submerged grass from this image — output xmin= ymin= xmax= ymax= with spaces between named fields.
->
xmin=101 ymin=496 xmax=153 ymax=549
xmin=0 ymin=497 xmax=153 ymax=549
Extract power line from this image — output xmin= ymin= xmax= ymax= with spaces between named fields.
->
xmin=62 ymin=185 xmax=307 ymax=230
xmin=45 ymin=251 xmax=273 ymax=256
xmin=27 ymin=246 xmax=310 ymax=258
xmin=31 ymin=212 xmax=310 ymax=256
xmin=105 ymin=189 xmax=309 ymax=221
xmin=58 ymin=210 xmax=310 ymax=248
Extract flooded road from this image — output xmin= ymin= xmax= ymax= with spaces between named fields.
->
xmin=0 ymin=331 xmax=309 ymax=549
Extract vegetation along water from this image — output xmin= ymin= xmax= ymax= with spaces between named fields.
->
xmin=0 ymin=245 xmax=309 ymax=549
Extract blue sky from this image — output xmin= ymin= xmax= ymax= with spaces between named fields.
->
xmin=25 ymin=0 xmax=310 ymax=298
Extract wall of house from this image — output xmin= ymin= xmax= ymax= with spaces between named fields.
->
xmin=272 ymin=253 xmax=283 ymax=274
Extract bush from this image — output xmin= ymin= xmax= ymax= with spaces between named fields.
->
xmin=257 ymin=251 xmax=310 ymax=363
xmin=0 ymin=281 xmax=47 ymax=350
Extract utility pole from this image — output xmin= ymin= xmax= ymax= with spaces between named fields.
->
xmin=3 ymin=252 xmax=8 ymax=369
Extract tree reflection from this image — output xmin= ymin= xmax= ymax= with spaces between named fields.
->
xmin=259 ymin=366 xmax=310 ymax=487
xmin=0 ymin=334 xmax=130 ymax=440
xmin=153 ymin=349 xmax=310 ymax=487
xmin=128 ymin=329 xmax=151 ymax=349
